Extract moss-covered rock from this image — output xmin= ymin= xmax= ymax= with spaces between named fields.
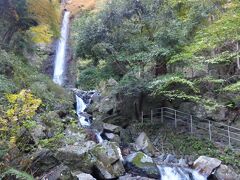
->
xmin=125 ymin=152 xmax=160 ymax=179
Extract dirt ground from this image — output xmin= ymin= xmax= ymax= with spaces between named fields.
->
xmin=64 ymin=0 xmax=104 ymax=15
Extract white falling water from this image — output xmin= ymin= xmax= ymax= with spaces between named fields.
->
xmin=76 ymin=95 xmax=91 ymax=127
xmin=53 ymin=11 xmax=70 ymax=85
xmin=158 ymin=166 xmax=206 ymax=180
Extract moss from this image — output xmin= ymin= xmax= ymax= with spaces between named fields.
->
xmin=132 ymin=152 xmax=145 ymax=167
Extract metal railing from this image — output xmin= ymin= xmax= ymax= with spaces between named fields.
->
xmin=141 ymin=107 xmax=240 ymax=150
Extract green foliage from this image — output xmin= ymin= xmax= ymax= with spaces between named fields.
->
xmin=0 ymin=75 xmax=16 ymax=93
xmin=223 ymin=81 xmax=240 ymax=93
xmin=38 ymin=133 xmax=64 ymax=149
xmin=0 ymin=49 xmax=72 ymax=110
xmin=1 ymin=168 xmax=34 ymax=180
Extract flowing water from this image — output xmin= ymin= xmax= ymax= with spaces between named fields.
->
xmin=53 ymin=11 xmax=70 ymax=85
xmin=158 ymin=166 xmax=206 ymax=180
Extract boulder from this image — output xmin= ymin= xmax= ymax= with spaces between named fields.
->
xmin=40 ymin=165 xmax=73 ymax=180
xmin=193 ymin=156 xmax=221 ymax=177
xmin=56 ymin=140 xmax=125 ymax=179
xmin=55 ymin=141 xmax=97 ymax=173
xmin=125 ymin=152 xmax=160 ymax=179
xmin=135 ymin=132 xmax=156 ymax=156
xmin=103 ymin=133 xmax=121 ymax=144
xmin=28 ymin=149 xmax=60 ymax=177
xmin=91 ymin=141 xmax=125 ymax=179
xmin=75 ymin=172 xmax=96 ymax=180
xmin=103 ymin=123 xmax=121 ymax=134
xmin=213 ymin=164 xmax=239 ymax=180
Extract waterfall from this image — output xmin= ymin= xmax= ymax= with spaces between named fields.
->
xmin=53 ymin=11 xmax=70 ymax=86
xmin=158 ymin=166 xmax=206 ymax=180
xmin=76 ymin=95 xmax=91 ymax=127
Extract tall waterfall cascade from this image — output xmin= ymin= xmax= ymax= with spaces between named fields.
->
xmin=53 ymin=11 xmax=70 ymax=86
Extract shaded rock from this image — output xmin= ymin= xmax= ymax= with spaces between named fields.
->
xmin=28 ymin=149 xmax=60 ymax=177
xmin=125 ymin=152 xmax=160 ymax=179
xmin=163 ymin=154 xmax=178 ymax=164
xmin=91 ymin=141 xmax=125 ymax=179
xmin=103 ymin=133 xmax=121 ymax=144
xmin=135 ymin=132 xmax=156 ymax=156
xmin=154 ymin=154 xmax=167 ymax=165
xmin=213 ymin=164 xmax=239 ymax=180
xmin=75 ymin=172 xmax=96 ymax=180
xmin=119 ymin=173 xmax=156 ymax=180
xmin=103 ymin=123 xmax=121 ymax=134
xmin=40 ymin=165 xmax=73 ymax=180
xmin=193 ymin=156 xmax=221 ymax=177
xmin=55 ymin=141 xmax=97 ymax=173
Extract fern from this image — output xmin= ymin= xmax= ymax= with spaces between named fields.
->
xmin=1 ymin=168 xmax=34 ymax=180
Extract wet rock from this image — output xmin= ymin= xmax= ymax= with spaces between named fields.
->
xmin=119 ymin=173 xmax=156 ymax=180
xmin=91 ymin=141 xmax=125 ymax=179
xmin=75 ymin=172 xmax=96 ymax=180
xmin=103 ymin=123 xmax=121 ymax=134
xmin=135 ymin=132 xmax=156 ymax=156
xmin=193 ymin=156 xmax=221 ymax=177
xmin=178 ymin=158 xmax=188 ymax=167
xmin=40 ymin=165 xmax=73 ymax=180
xmin=125 ymin=152 xmax=160 ymax=179
xmin=55 ymin=141 xmax=97 ymax=173
xmin=163 ymin=154 xmax=178 ymax=164
xmin=154 ymin=154 xmax=167 ymax=165
xmin=213 ymin=164 xmax=239 ymax=180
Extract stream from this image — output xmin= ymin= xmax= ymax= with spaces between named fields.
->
xmin=52 ymin=9 xmax=206 ymax=180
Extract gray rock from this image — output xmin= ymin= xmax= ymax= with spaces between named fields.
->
xmin=213 ymin=164 xmax=239 ymax=180
xmin=91 ymin=141 xmax=125 ymax=179
xmin=104 ymin=133 xmax=121 ymax=144
xmin=125 ymin=152 xmax=160 ymax=179
xmin=75 ymin=172 xmax=96 ymax=180
xmin=193 ymin=156 xmax=221 ymax=177
xmin=28 ymin=149 xmax=60 ymax=177
xmin=40 ymin=165 xmax=73 ymax=180
xmin=135 ymin=132 xmax=156 ymax=156
xmin=103 ymin=123 xmax=121 ymax=134
xmin=163 ymin=154 xmax=178 ymax=164
xmin=119 ymin=173 xmax=156 ymax=180
xmin=55 ymin=141 xmax=97 ymax=173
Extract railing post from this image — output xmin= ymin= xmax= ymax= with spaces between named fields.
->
xmin=208 ymin=121 xmax=212 ymax=141
xmin=228 ymin=125 xmax=231 ymax=147
xmin=151 ymin=109 xmax=153 ymax=123
xmin=190 ymin=115 xmax=193 ymax=134
xmin=161 ymin=108 xmax=164 ymax=123
xmin=174 ymin=110 xmax=177 ymax=128
xmin=141 ymin=111 xmax=144 ymax=124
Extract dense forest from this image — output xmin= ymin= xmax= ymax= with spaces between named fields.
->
xmin=0 ymin=0 xmax=240 ymax=179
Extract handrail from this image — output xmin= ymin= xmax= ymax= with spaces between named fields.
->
xmin=141 ymin=107 xmax=240 ymax=150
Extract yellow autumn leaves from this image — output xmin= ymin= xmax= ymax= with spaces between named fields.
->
xmin=0 ymin=90 xmax=42 ymax=145
xmin=27 ymin=0 xmax=61 ymax=43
